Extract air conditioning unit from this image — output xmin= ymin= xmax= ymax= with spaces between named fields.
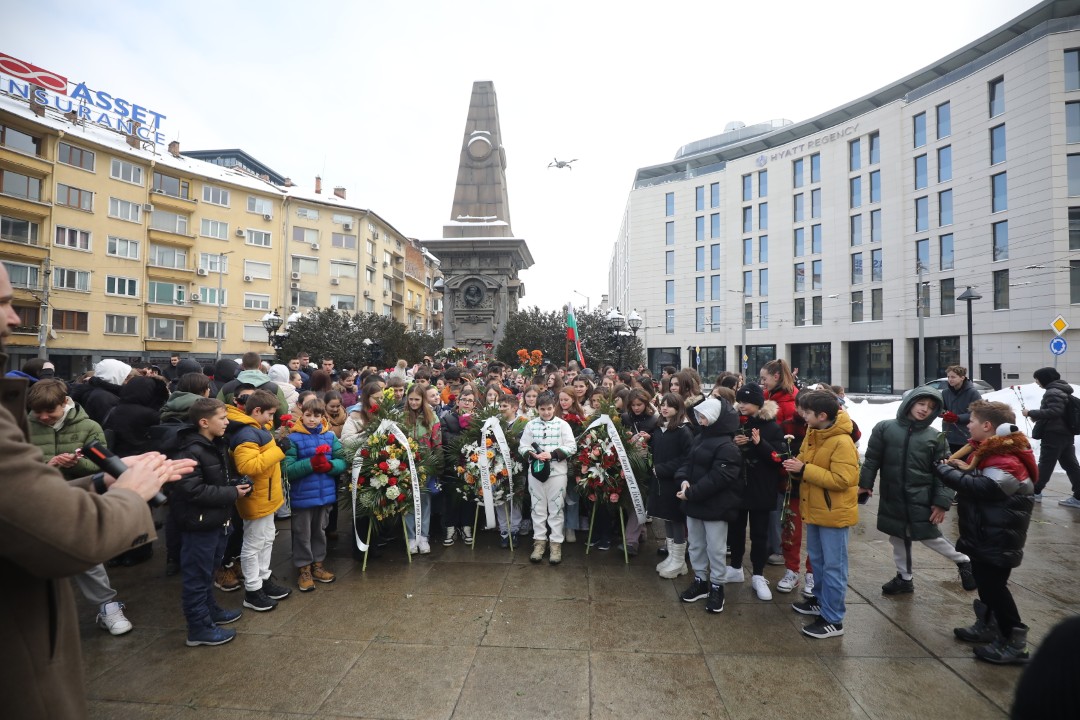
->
xmin=290 ymin=305 xmax=297 ymax=312
xmin=142 ymin=203 xmax=154 ymax=212
xmin=190 ymin=295 xmax=201 ymax=304
xmin=290 ymin=282 xmax=299 ymax=289
xmin=363 ymin=290 xmax=370 ymax=297
xmin=382 ymin=261 xmax=389 ymax=268
xmin=310 ymin=243 xmax=320 ymax=251
xmin=235 ymin=228 xmax=245 ymax=237
xmin=196 ymin=268 xmax=208 ymax=276
xmin=243 ymin=275 xmax=253 ymax=282
xmin=290 ymin=271 xmax=301 ymax=280
xmin=262 ymin=213 xmax=272 ymax=221
xmin=330 ymin=277 xmax=340 ymax=286
xmin=373 ymin=230 xmax=379 ymax=239
xmin=383 ymin=290 xmax=389 ymax=297
xmin=343 ymin=222 xmax=352 ymax=231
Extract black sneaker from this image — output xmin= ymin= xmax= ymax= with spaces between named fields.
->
xmin=881 ymin=573 xmax=914 ymax=595
xmin=262 ymin=579 xmax=292 ymax=600
xmin=791 ymin=599 xmax=821 ymax=616
xmin=243 ymin=589 xmax=277 ymax=612
xmin=957 ymin=562 xmax=977 ymax=591
xmin=706 ymin=583 xmax=725 ymax=613
xmin=679 ymin=577 xmax=710 ymax=603
xmin=802 ymin=618 xmax=844 ymax=639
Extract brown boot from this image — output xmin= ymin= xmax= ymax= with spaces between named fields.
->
xmin=213 ymin=565 xmax=241 ymax=592
xmin=311 ymin=561 xmax=336 ymax=583
xmin=548 ymin=542 xmax=562 ymax=565
xmin=530 ymin=540 xmax=547 ymax=564
xmin=297 ymin=565 xmax=315 ymax=592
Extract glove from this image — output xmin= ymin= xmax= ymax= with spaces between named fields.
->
xmin=942 ymin=412 xmax=959 ymax=424
xmin=311 ymin=454 xmax=332 ymax=473
xmin=276 ymin=436 xmax=291 ymax=453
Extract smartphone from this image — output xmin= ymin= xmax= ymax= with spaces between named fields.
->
xmin=858 ymin=492 xmax=871 ymax=505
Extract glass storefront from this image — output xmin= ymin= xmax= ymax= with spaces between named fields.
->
xmin=849 ymin=340 xmax=893 ymax=394
xmin=790 ymin=342 xmax=832 ymax=386
xmin=648 ymin=347 xmax=682 ymax=376
xmin=742 ymin=345 xmax=776 ymax=378
xmin=691 ymin=346 xmax=726 ymax=381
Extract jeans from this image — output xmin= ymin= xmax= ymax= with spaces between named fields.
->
xmin=180 ymin=525 xmax=231 ymax=628
xmin=805 ymin=524 xmax=849 ymax=624
xmin=494 ymin=499 xmax=522 ymax=537
xmin=1035 ymin=431 xmax=1080 ymax=498
xmin=404 ymin=493 xmax=432 ymax=540
xmin=240 ymin=514 xmax=277 ymax=592
xmin=686 ymin=517 xmax=728 ymax=585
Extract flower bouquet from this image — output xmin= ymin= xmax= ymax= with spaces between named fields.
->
xmin=515 ymin=348 xmax=544 ymax=382
xmin=434 ymin=346 xmax=470 ymax=362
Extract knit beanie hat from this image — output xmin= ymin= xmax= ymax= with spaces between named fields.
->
xmin=694 ymin=397 xmax=723 ymax=425
xmin=736 ymin=383 xmax=766 ymax=407
xmin=1033 ymin=367 xmax=1060 ymax=386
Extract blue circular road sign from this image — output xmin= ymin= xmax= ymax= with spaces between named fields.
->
xmin=1050 ymin=336 xmax=1067 ymax=356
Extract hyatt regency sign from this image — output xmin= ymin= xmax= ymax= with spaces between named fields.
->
xmin=754 ymin=124 xmax=860 ymax=167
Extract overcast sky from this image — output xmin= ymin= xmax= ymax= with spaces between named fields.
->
xmin=8 ymin=0 xmax=1035 ymax=313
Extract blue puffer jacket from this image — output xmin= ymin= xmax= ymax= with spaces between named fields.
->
xmin=285 ymin=421 xmax=347 ymax=509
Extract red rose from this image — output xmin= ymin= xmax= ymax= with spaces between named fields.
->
xmin=771 ymin=451 xmax=781 ymax=463
xmin=389 ymin=477 xmax=397 ymax=486
xmin=356 ymin=476 xmax=366 ymax=485
xmin=588 ymin=494 xmax=596 ymax=501
xmin=387 ymin=434 xmax=396 ymax=444
xmin=360 ymin=448 xmax=370 ymax=457
xmin=739 ymin=416 xmax=749 ymax=425
xmin=280 ymin=414 xmax=293 ymax=423
xmin=380 ymin=450 xmax=389 ymax=459
xmin=609 ymin=493 xmax=620 ymax=503
xmin=396 ymin=493 xmax=405 ymax=502
xmin=378 ymin=461 xmax=390 ymax=472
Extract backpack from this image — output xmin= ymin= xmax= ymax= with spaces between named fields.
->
xmin=1066 ymin=395 xmax=1080 ymax=435
xmin=148 ymin=419 xmax=187 ymax=458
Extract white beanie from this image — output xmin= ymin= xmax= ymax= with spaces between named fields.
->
xmin=694 ymin=397 xmax=723 ymax=425
xmin=268 ymin=364 xmax=290 ymax=384
xmin=94 ymin=358 xmax=132 ymax=386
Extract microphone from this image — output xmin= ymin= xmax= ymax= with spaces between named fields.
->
xmin=81 ymin=440 xmax=168 ymax=507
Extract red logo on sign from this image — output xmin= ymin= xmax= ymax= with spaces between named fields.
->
xmin=0 ymin=53 xmax=68 ymax=94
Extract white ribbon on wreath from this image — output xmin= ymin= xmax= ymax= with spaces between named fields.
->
xmin=476 ymin=416 xmax=515 ymax=529
xmin=350 ymin=419 xmax=423 ymax=552
xmin=583 ymin=414 xmax=647 ymax=524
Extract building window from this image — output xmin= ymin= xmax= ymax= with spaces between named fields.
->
xmin=914 ymin=154 xmax=928 ymax=190
xmin=105 ymin=314 xmax=137 ymax=335
xmin=991 ymin=173 xmax=1007 ymax=212
xmin=849 ymin=138 xmax=861 ymax=171
xmin=665 ymin=221 xmax=675 ymax=245
xmin=940 ymin=234 xmax=954 ymax=270
xmin=244 ymin=293 xmax=270 ymax=310
xmin=811 ymin=260 xmax=822 ymax=290
xmin=53 ymin=309 xmax=88 ymax=332
xmin=694 ymin=307 xmax=705 ymax=332
xmin=710 ymin=213 xmax=720 ymax=238
xmin=916 ymin=238 xmax=930 ymax=272
xmin=365 ymin=267 xmax=375 ymax=283
xmin=296 ymin=206 xmax=320 ymax=220
xmin=3 ymin=261 xmax=40 ymax=289
xmin=53 ymin=268 xmax=90 ymax=292
xmin=0 ymin=123 xmax=41 ymax=155
xmin=666 ymin=250 xmax=674 ymax=275
xmin=331 ymin=294 xmax=355 ymax=311
xmin=793 ymin=158 xmax=804 ymax=188
xmin=1 ymin=215 xmax=39 ymax=245
xmin=57 ymin=142 xmax=94 ymax=171
xmin=666 ymin=279 xmax=675 ymax=304
xmin=695 ymin=246 xmax=705 ymax=272
xmin=852 ymin=290 xmax=864 ymax=322
xmin=246 ymin=229 xmax=271 ymax=247
xmin=1070 ymin=154 xmax=1080 ymax=196
xmin=710 ymin=182 xmax=720 ymax=208
xmin=55 ymin=226 xmax=90 ymax=251
xmin=744 ymin=303 xmax=753 ymax=331
xmin=1071 ymin=208 xmax=1080 ymax=250
xmin=150 ymin=209 xmax=189 ymax=235
xmin=793 ymin=194 xmax=804 ymax=222
xmin=1072 ymin=262 xmax=1080 ymax=304
xmin=758 ymin=202 xmax=768 ymax=230
xmin=56 ymin=183 xmax=92 ymax=211
xmin=710 ymin=306 xmax=722 ymax=331
xmin=811 ymin=224 xmax=822 ymax=254
xmin=149 ymin=244 xmax=187 ymax=270
xmin=332 ymin=233 xmax=357 ymax=249
xmin=990 ymin=124 xmax=1006 ymax=165
xmin=871 ymin=249 xmax=883 ymax=282
xmin=710 ymin=244 xmax=721 ymax=270
xmin=870 ymin=209 xmax=882 ymax=242
xmin=331 ymin=261 xmax=357 ymax=279
xmin=743 ymin=238 xmax=753 ymax=265
xmin=871 ymin=288 xmax=883 ymax=320
xmin=759 ymin=268 xmax=769 ymax=296
xmin=147 ymin=317 xmax=185 ymax=341
xmin=758 ymin=170 xmax=768 ymax=196
xmin=937 ymin=146 xmax=952 ymax=183
xmin=742 ymin=175 xmax=752 ymax=202
xmin=915 ymin=196 xmax=928 ymax=232
xmin=849 ymin=177 xmax=862 ymax=209
xmin=850 ymin=214 xmax=862 ymax=246
xmin=247 ymin=196 xmax=273 ymax=216
xmin=147 ymin=281 xmax=184 ymax=304
xmin=869 ymin=171 xmax=881 ymax=203
xmin=993 ymin=269 xmax=1009 ymax=309
xmin=759 ymin=301 xmax=769 ymax=328
xmin=1067 ymin=49 xmax=1080 ymax=91
xmin=152 ymin=172 xmax=190 ymax=199
xmin=202 ymin=185 xmax=230 ymax=206
xmin=939 ymin=189 xmax=953 ymax=226
xmin=988 ymin=77 xmax=1005 ymax=117
xmin=993 ymin=220 xmax=1009 ymax=261
xmin=936 ymin=102 xmax=951 ymax=139
xmin=742 ymin=207 xmax=752 ymax=233
xmin=110 ymin=158 xmax=143 ymax=185
xmin=794 ymin=298 xmax=806 ymax=327
xmin=197 ymin=253 xmax=228 ymax=274
xmin=109 ymin=197 xmax=142 ymax=223
xmin=810 ymin=153 xmax=821 ymax=183
xmin=695 ymin=186 xmax=704 ymax=212
xmin=742 ymin=271 xmax=752 ymax=296
xmin=665 ymin=309 xmax=675 ymax=333
xmin=941 ymin=278 xmax=955 ymax=315
xmin=105 ymin=276 xmax=138 ymax=297
xmin=196 ymin=286 xmax=226 ymax=305
xmin=794 ymin=262 xmax=805 ymax=292
xmin=200 ymin=219 xmax=229 ymax=240
xmin=197 ymin=321 xmax=225 ymax=340
xmin=851 ymin=253 xmax=863 ymax=284
xmin=913 ymin=112 xmax=927 ymax=148
xmin=244 ymin=260 xmax=271 ymax=279
xmin=758 ymin=235 xmax=768 ymax=263
xmin=695 ymin=216 xmax=705 ymax=242
xmin=1069 ymin=102 xmax=1080 ymax=144
xmin=292 ymin=289 xmax=318 ymax=308
xmin=665 ymin=192 xmax=674 ymax=216
xmin=292 ymin=256 xmax=318 ymax=276
xmin=293 ymin=227 xmax=318 ymax=244
xmin=868 ymin=132 xmax=881 ymax=164
xmin=711 ymin=275 xmax=721 ymax=301
xmin=793 ymin=228 xmax=805 ymax=257
xmin=812 ymin=296 xmax=822 ymax=325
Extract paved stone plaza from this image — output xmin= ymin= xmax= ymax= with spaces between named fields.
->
xmin=80 ymin=471 xmax=1080 ymax=720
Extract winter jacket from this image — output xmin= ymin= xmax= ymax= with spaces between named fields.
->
xmin=933 ymin=432 xmax=1036 ymax=568
xmin=676 ymin=402 xmax=742 ymax=522
xmin=324 ymin=406 xmax=347 ymax=438
xmin=209 ymin=358 xmax=238 ymax=397
xmin=27 ymin=401 xmax=106 ymax=479
xmin=441 ymin=409 xmax=471 ymax=479
xmin=0 ymin=352 xmax=155 ymax=720
xmin=1028 ymin=379 xmax=1075 ymax=438
xmin=103 ymin=376 xmax=169 ymax=456
xmin=765 ymin=387 xmax=804 ymax=450
xmin=268 ymin=364 xmax=300 ymax=409
xmin=859 ymin=387 xmax=951 ymax=540
xmin=647 ymin=421 xmax=693 ymax=521
xmin=621 ymin=409 xmax=659 ymax=437
xmin=217 ymin=369 xmax=289 ymax=415
xmin=285 ymin=422 xmax=346 ymax=509
xmin=940 ymin=378 xmax=982 ymax=446
xmin=67 ymin=375 xmax=123 ymax=426
xmin=159 ymin=390 xmax=204 ymax=424
xmin=171 ymin=426 xmax=240 ymax=531
xmin=796 ymin=409 xmax=860 ymax=528
xmin=405 ymin=418 xmax=445 ymax=478
xmin=227 ymin=404 xmax=285 ymax=520
xmin=734 ymin=400 xmax=787 ymax=511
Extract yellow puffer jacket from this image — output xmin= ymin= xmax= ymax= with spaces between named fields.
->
xmin=798 ymin=409 xmax=860 ymax=528
xmin=227 ymin=405 xmax=285 ymax=520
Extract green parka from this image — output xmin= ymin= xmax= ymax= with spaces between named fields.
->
xmin=859 ymin=387 xmax=952 ymax=540
xmin=27 ymin=401 xmax=108 ymax=480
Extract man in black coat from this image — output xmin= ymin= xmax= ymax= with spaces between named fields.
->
xmin=1024 ymin=367 xmax=1080 ymax=505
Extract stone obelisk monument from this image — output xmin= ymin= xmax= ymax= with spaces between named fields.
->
xmin=422 ymin=81 xmax=534 ymax=352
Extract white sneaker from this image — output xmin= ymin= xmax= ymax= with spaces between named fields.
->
xmin=776 ymin=569 xmax=800 ymax=593
xmin=802 ymin=573 xmax=815 ymax=597
xmin=461 ymin=526 xmax=474 ymax=545
xmin=767 ymin=553 xmax=785 ymax=566
xmin=408 ymin=539 xmax=418 ymax=555
xmin=751 ymin=575 xmax=773 ymax=601
xmin=1059 ymin=496 xmax=1080 ymax=508
xmin=443 ymin=527 xmax=456 ymax=546
xmin=565 ymin=528 xmax=576 ymax=543
xmin=725 ymin=566 xmax=746 ymax=583
xmin=418 ymin=536 xmax=431 ymax=554
xmin=97 ymin=601 xmax=133 ymax=636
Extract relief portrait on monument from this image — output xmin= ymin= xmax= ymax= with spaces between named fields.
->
xmin=463 ymin=282 xmax=484 ymax=308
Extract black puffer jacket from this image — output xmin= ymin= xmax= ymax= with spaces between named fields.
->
xmin=647 ymin=422 xmax=693 ymax=521
xmin=68 ymin=376 xmax=122 ymax=426
xmin=171 ymin=426 xmax=240 ymax=531
xmin=735 ymin=400 xmax=787 ymax=511
xmin=621 ymin=409 xmax=659 ymax=437
xmin=933 ymin=434 xmax=1037 ymax=568
xmin=940 ymin=379 xmax=982 ymax=446
xmin=676 ymin=401 xmax=742 ymax=522
xmin=1029 ymin=380 xmax=1075 ymax=438
xmin=103 ymin=376 xmax=169 ymax=455
xmin=210 ymin=359 xmax=238 ymax=397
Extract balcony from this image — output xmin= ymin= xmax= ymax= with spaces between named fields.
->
xmin=147 ymin=263 xmax=193 ymax=284
xmin=392 ymin=267 xmax=404 ymax=281
xmin=0 ymin=145 xmax=51 ymax=176
xmin=10 ymin=323 xmax=39 ymax=335
xmin=0 ymin=236 xmax=47 ymax=261
xmin=391 ymin=292 xmax=403 ymax=305
xmin=149 ymin=189 xmax=197 ymax=213
xmin=148 ymin=227 xmax=196 ymax=247
xmin=146 ymin=301 xmax=193 ymax=317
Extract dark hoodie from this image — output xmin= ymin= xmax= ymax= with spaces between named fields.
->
xmin=68 ymin=376 xmax=123 ymax=426
xmin=210 ymin=359 xmax=238 ymax=397
xmin=1029 ymin=379 xmax=1076 ymax=438
xmin=103 ymin=376 xmax=169 ymax=455
xmin=169 ymin=358 xmax=204 ymax=392
xmin=676 ymin=398 xmax=743 ymax=522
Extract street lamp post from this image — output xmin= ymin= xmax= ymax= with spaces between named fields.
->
xmin=572 ymin=289 xmax=590 ymax=312
xmin=606 ymin=306 xmax=626 ymax=370
xmin=957 ymin=286 xmax=982 ymax=376
xmin=628 ymin=310 xmax=642 ymax=369
xmin=916 ymin=261 xmax=928 ymax=386
xmin=261 ymin=310 xmax=283 ymax=350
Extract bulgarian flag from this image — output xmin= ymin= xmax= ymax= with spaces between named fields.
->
xmin=566 ymin=303 xmax=586 ymax=368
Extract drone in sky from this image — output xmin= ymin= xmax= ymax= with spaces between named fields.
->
xmin=548 ymin=158 xmax=577 ymax=170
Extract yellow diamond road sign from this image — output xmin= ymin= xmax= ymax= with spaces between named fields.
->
xmin=1052 ymin=315 xmax=1069 ymax=336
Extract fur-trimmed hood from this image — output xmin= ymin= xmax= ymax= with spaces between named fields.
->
xmin=750 ymin=399 xmax=779 ymax=422
xmin=967 ymin=432 xmax=1038 ymax=482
